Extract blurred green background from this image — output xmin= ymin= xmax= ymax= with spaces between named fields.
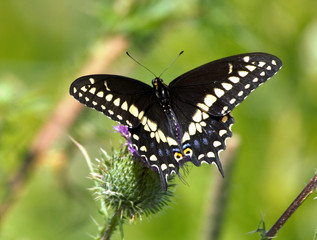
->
xmin=1 ymin=0 xmax=317 ymax=239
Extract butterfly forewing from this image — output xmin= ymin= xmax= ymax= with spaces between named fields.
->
xmin=70 ymin=74 xmax=154 ymax=128
xmin=169 ymin=53 xmax=282 ymax=116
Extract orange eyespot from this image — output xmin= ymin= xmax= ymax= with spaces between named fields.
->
xmin=174 ymin=152 xmax=183 ymax=161
xmin=184 ymin=147 xmax=192 ymax=156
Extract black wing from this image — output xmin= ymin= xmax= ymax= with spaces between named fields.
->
xmin=169 ymin=53 xmax=282 ymax=171
xmin=70 ymin=74 xmax=154 ymax=128
xmin=171 ymin=98 xmax=234 ymax=173
xmin=129 ymin=101 xmax=181 ymax=191
xmin=169 ymin=52 xmax=282 ymax=116
xmin=70 ymin=74 xmax=179 ymax=190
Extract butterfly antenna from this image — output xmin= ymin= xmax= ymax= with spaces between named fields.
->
xmin=159 ymin=51 xmax=184 ymax=78
xmin=126 ymin=52 xmax=157 ymax=78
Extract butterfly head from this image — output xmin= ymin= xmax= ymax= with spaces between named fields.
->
xmin=152 ymin=77 xmax=169 ymax=103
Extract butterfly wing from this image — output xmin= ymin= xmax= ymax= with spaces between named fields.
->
xmin=169 ymin=52 xmax=282 ymax=116
xmin=169 ymin=52 xmax=282 ymax=170
xmin=129 ymin=102 xmax=181 ymax=190
xmin=70 ymin=74 xmax=179 ymax=190
xmin=171 ymin=97 xmax=234 ymax=173
xmin=70 ymin=74 xmax=154 ymax=128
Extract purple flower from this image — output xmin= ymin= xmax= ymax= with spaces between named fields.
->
xmin=113 ymin=124 xmax=138 ymax=157
xmin=113 ymin=124 xmax=130 ymax=139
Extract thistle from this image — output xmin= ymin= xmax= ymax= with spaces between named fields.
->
xmin=85 ymin=124 xmax=175 ymax=240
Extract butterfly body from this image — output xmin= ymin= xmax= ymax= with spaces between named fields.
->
xmin=70 ymin=52 xmax=282 ymax=190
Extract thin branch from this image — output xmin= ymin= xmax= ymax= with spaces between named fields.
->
xmin=265 ymin=172 xmax=317 ymax=239
xmin=0 ymin=35 xmax=128 ymax=224
xmin=31 ymin=35 xmax=129 ymax=158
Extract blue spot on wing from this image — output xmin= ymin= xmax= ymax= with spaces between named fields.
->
xmin=158 ymin=148 xmax=164 ymax=157
xmin=194 ymin=139 xmax=200 ymax=148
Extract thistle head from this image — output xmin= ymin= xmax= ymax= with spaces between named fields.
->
xmin=91 ymin=146 xmax=175 ymax=221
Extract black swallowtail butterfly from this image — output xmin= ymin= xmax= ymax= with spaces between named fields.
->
xmin=70 ymin=52 xmax=282 ymax=190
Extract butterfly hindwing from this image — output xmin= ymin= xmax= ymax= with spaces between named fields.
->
xmin=70 ymin=74 xmax=154 ymax=128
xmin=129 ymin=102 xmax=180 ymax=190
xmin=169 ymin=53 xmax=282 ymax=116
xmin=171 ymin=97 xmax=234 ymax=173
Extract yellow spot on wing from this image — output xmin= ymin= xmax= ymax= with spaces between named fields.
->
xmin=121 ymin=101 xmax=128 ymax=110
xmin=167 ymin=137 xmax=177 ymax=146
xmin=89 ymin=78 xmax=95 ymax=84
xmin=138 ymin=111 xmax=144 ymax=120
xmin=155 ymin=132 xmax=160 ymax=143
xmin=157 ymin=129 xmax=167 ymax=142
xmin=214 ymin=88 xmax=225 ymax=98
xmin=81 ymin=86 xmax=88 ymax=92
xmin=105 ymin=94 xmax=113 ymax=101
xmin=192 ymin=109 xmax=202 ymax=122
xmin=195 ymin=123 xmax=202 ymax=133
xmin=202 ymin=112 xmax=209 ymax=119
xmin=144 ymin=124 xmax=150 ymax=132
xmin=147 ymin=119 xmax=157 ymax=131
xmin=207 ymin=151 xmax=215 ymax=158
xmin=197 ymin=103 xmax=209 ymax=112
xmin=129 ymin=104 xmax=139 ymax=117
xmin=246 ymin=65 xmax=256 ymax=72
xmin=140 ymin=146 xmax=147 ymax=152
xmin=96 ymin=91 xmax=104 ymax=97
xmin=204 ymin=94 xmax=217 ymax=107
xmin=258 ymin=61 xmax=266 ymax=67
xmin=182 ymin=132 xmax=190 ymax=142
xmin=222 ymin=83 xmax=232 ymax=90
xmin=141 ymin=116 xmax=148 ymax=126
xmin=221 ymin=116 xmax=228 ymax=123
xmin=188 ymin=122 xmax=196 ymax=135
xmin=89 ymin=87 xmax=96 ymax=94
xmin=228 ymin=63 xmax=233 ymax=74
xmin=213 ymin=141 xmax=221 ymax=147
xmin=104 ymin=81 xmax=111 ymax=91
xmin=238 ymin=71 xmax=248 ymax=77
xmin=161 ymin=164 xmax=167 ymax=171
xmin=243 ymin=56 xmax=250 ymax=62
xmin=219 ymin=129 xmax=227 ymax=136
xmin=228 ymin=76 xmax=240 ymax=83
xmin=113 ymin=98 xmax=120 ymax=106
xmin=150 ymin=155 xmax=157 ymax=161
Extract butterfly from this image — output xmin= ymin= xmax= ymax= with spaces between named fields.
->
xmin=70 ymin=52 xmax=282 ymax=190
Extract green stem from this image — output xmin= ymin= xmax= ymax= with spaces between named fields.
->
xmin=102 ymin=211 xmax=122 ymax=240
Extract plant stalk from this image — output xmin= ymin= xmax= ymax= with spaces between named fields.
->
xmin=265 ymin=172 xmax=317 ymax=239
